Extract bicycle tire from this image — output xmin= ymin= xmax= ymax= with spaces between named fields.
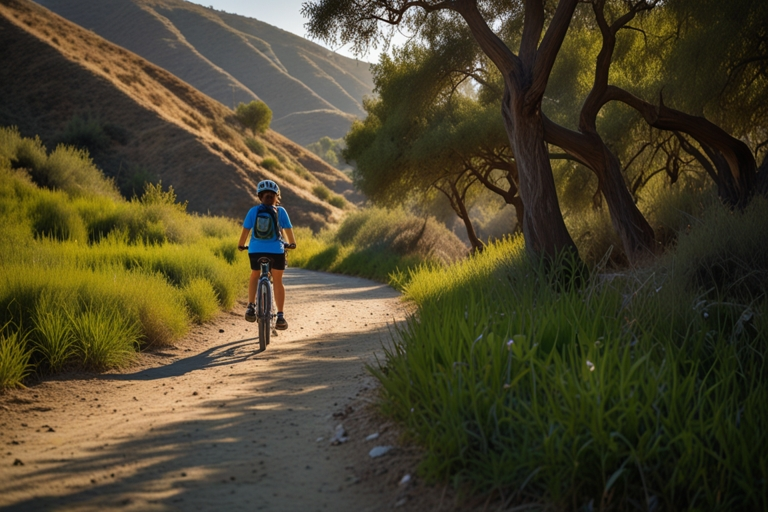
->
xmin=257 ymin=278 xmax=271 ymax=351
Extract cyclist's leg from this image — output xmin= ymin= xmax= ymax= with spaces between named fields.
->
xmin=248 ymin=269 xmax=259 ymax=304
xmin=272 ymin=268 xmax=285 ymax=312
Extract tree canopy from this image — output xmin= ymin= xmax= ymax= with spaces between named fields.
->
xmin=235 ymin=100 xmax=272 ymax=135
xmin=305 ymin=0 xmax=767 ymax=263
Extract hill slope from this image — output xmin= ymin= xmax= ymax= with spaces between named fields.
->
xmin=0 ymin=0 xmax=359 ymax=229
xmin=32 ymin=0 xmax=374 ymax=145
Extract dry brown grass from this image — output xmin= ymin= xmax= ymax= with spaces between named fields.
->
xmin=33 ymin=0 xmax=374 ymax=145
xmin=0 ymin=0 xmax=358 ymax=230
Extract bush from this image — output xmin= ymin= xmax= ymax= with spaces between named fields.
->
xmin=56 ymin=113 xmax=111 ymax=154
xmin=182 ymin=278 xmax=220 ymax=323
xmin=0 ymin=135 xmax=252 ymax=386
xmin=261 ymin=157 xmax=282 ymax=172
xmin=328 ymin=194 xmax=347 ymax=209
xmin=312 ymin=184 xmax=331 ymax=201
xmin=235 ymin=101 xmax=272 ymax=134
xmin=32 ymin=293 xmax=77 ymax=373
xmin=245 ymin=136 xmax=266 ymax=156
xmin=70 ymin=305 xmax=141 ymax=369
xmin=290 ymin=208 xmax=468 ymax=285
xmin=30 ymin=192 xmax=88 ymax=242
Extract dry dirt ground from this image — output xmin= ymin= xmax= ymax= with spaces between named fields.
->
xmin=0 ymin=269 xmax=472 ymax=512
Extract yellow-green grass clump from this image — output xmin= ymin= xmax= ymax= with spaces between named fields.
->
xmin=0 ymin=127 xmax=250 ymax=387
xmin=290 ymin=207 xmax=468 ymax=286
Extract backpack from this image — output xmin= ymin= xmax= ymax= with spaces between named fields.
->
xmin=252 ymin=204 xmax=282 ymax=241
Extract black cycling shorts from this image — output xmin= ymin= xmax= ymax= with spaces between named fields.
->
xmin=249 ymin=252 xmax=286 ymax=271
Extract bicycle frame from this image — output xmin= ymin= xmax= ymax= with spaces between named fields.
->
xmin=256 ymin=257 xmax=275 ymax=351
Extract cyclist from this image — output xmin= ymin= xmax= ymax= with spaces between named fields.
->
xmin=238 ymin=179 xmax=296 ymax=330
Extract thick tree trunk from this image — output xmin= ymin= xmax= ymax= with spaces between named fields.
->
xmin=458 ymin=0 xmax=579 ymax=262
xmin=502 ymin=90 xmax=577 ymax=260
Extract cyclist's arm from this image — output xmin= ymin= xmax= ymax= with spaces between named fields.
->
xmin=238 ymin=227 xmax=250 ymax=250
xmin=283 ymin=227 xmax=296 ymax=246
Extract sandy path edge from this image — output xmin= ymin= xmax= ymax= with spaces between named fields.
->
xmin=0 ymin=268 xmax=465 ymax=511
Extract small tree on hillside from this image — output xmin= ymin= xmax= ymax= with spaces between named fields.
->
xmin=235 ymin=100 xmax=272 ymax=134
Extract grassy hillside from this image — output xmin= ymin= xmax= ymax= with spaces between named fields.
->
xmin=0 ymin=0 xmax=359 ymax=230
xmin=0 ymin=127 xmax=251 ymax=386
xmin=33 ymin=0 xmax=374 ymax=145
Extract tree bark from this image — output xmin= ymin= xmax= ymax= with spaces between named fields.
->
xmin=543 ymin=117 xmax=657 ymax=262
xmin=457 ymin=0 xmax=579 ymax=261
xmin=606 ymin=86 xmax=757 ymax=207
xmin=446 ymin=178 xmax=485 ymax=253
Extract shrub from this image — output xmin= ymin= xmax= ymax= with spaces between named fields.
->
xmin=245 ymin=136 xmax=266 ymax=156
xmin=182 ymin=278 xmax=220 ymax=323
xmin=235 ymin=100 xmax=272 ymax=134
xmin=328 ymin=194 xmax=347 ymax=209
xmin=30 ymin=193 xmax=88 ymax=243
xmin=312 ymin=184 xmax=332 ymax=201
xmin=32 ymin=293 xmax=77 ymax=373
xmin=289 ymin=209 xmax=467 ymax=285
xmin=70 ymin=305 xmax=141 ymax=369
xmin=117 ymin=163 xmax=156 ymax=199
xmin=56 ymin=113 xmax=111 ymax=154
xmin=261 ymin=157 xmax=282 ymax=172
xmin=9 ymin=134 xmax=47 ymax=171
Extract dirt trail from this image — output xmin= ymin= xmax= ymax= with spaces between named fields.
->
xmin=0 ymin=269 xmax=450 ymax=511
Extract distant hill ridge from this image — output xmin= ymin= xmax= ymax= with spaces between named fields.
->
xmin=0 ymin=0 xmax=360 ymax=229
xmin=31 ymin=0 xmax=374 ymax=145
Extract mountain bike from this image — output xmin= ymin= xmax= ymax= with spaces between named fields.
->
xmin=243 ymin=243 xmax=295 ymax=352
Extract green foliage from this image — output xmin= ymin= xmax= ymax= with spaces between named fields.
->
xmin=311 ymin=184 xmax=346 ymax=208
xmin=0 ymin=129 xmax=251 ymax=387
xmin=56 ymin=113 xmax=111 ymax=154
xmin=261 ymin=157 xmax=282 ymax=172
xmin=32 ymin=293 xmax=77 ymax=373
xmin=70 ymin=305 xmax=141 ymax=370
xmin=672 ymin=195 xmax=768 ymax=301
xmin=139 ymin=181 xmax=187 ymax=211
xmin=1 ymin=126 xmax=121 ymax=200
xmin=244 ymin=136 xmax=266 ymax=156
xmin=182 ymin=278 xmax=221 ymax=323
xmin=117 ymin=163 xmax=157 ymax=199
xmin=307 ymin=136 xmax=344 ymax=168
xmin=0 ymin=327 xmax=33 ymax=389
xmin=376 ymin=222 xmax=768 ymax=509
xmin=290 ymin=207 xmax=467 ymax=285
xmin=235 ymin=100 xmax=272 ymax=134
xmin=30 ymin=192 xmax=89 ymax=243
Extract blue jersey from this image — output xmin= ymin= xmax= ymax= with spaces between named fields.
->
xmin=243 ymin=205 xmax=292 ymax=254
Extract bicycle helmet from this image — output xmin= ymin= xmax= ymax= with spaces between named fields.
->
xmin=257 ymin=179 xmax=280 ymax=196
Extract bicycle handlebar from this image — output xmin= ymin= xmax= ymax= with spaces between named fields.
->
xmin=238 ymin=242 xmax=296 ymax=251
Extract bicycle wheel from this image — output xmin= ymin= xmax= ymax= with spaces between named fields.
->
xmin=257 ymin=278 xmax=271 ymax=351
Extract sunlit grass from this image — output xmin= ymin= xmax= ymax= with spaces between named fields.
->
xmin=290 ymin=207 xmax=468 ymax=286
xmin=373 ymin=203 xmax=768 ymax=510
xmin=0 ymin=128 xmax=251 ymax=386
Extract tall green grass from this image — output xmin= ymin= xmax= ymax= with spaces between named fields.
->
xmin=290 ymin=207 xmax=468 ymax=286
xmin=0 ymin=127 xmax=250 ymax=387
xmin=373 ymin=199 xmax=768 ymax=510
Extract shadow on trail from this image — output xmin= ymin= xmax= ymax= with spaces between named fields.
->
xmin=4 ymin=325 xmax=395 ymax=512
xmin=104 ymin=338 xmax=265 ymax=381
